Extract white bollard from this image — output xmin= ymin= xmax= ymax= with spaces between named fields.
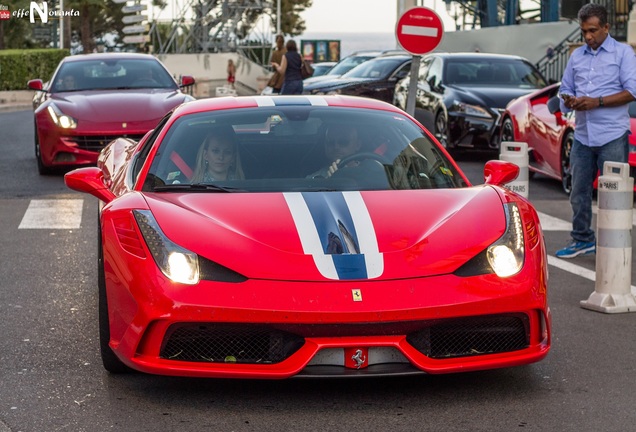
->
xmin=499 ymin=141 xmax=529 ymax=198
xmin=581 ymin=162 xmax=636 ymax=313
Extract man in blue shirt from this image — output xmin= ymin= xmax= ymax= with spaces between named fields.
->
xmin=556 ymin=3 xmax=636 ymax=258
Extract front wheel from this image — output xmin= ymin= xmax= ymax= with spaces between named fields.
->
xmin=34 ymin=125 xmax=53 ymax=175
xmin=500 ymin=117 xmax=515 ymax=143
xmin=434 ymin=111 xmax=449 ymax=148
xmin=98 ymin=221 xmax=132 ymax=374
xmin=560 ymin=131 xmax=574 ymax=195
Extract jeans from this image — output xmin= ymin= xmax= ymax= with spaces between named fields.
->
xmin=569 ymin=132 xmax=628 ymax=242
xmin=281 ymin=79 xmax=303 ymax=95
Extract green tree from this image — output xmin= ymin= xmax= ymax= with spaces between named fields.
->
xmin=66 ymin=0 xmax=124 ymax=53
xmin=0 ymin=0 xmax=36 ymax=50
xmin=270 ymin=0 xmax=313 ymax=37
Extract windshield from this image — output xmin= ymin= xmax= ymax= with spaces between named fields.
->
xmin=444 ymin=58 xmax=547 ymax=88
xmin=328 ymin=55 xmax=375 ymax=75
xmin=143 ymin=106 xmax=467 ymax=193
xmin=341 ymin=58 xmax=407 ymax=80
xmin=52 ymin=58 xmax=178 ymax=92
xmin=629 ymin=101 xmax=636 ymax=118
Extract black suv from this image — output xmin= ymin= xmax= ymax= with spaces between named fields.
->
xmin=393 ymin=52 xmax=547 ymax=151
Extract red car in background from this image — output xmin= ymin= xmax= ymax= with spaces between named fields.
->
xmin=500 ymin=82 xmax=636 ymax=194
xmin=28 ymin=53 xmax=195 ymax=175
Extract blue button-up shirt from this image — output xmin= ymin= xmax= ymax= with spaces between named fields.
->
xmin=560 ymin=34 xmax=636 ymax=147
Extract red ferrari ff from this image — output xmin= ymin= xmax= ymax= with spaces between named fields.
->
xmin=500 ymin=82 xmax=636 ymax=194
xmin=28 ymin=53 xmax=195 ymax=175
xmin=65 ymin=95 xmax=550 ymax=378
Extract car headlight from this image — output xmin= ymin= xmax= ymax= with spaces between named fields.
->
xmin=487 ymin=203 xmax=524 ymax=277
xmin=47 ymin=103 xmax=77 ymax=129
xmin=133 ymin=210 xmax=200 ymax=284
xmin=454 ymin=203 xmax=525 ymax=278
xmin=452 ymin=100 xmax=491 ymax=119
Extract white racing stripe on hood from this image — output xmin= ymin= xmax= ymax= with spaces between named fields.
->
xmin=284 ymin=192 xmax=339 ymax=279
xmin=284 ymin=191 xmax=384 ymax=280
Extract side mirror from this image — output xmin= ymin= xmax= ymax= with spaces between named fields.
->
xmin=28 ymin=79 xmax=44 ymax=91
xmin=180 ymin=75 xmax=195 ymax=87
xmin=547 ymin=95 xmax=561 ymax=114
xmin=484 ymin=160 xmax=519 ymax=186
xmin=64 ymin=167 xmax=115 ymax=203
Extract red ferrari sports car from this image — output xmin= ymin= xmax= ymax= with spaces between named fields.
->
xmin=65 ymin=95 xmax=550 ymax=378
xmin=28 ymin=53 xmax=195 ymax=175
xmin=500 ymin=82 xmax=636 ymax=194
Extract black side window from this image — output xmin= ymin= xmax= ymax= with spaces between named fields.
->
xmin=132 ymin=112 xmax=174 ymax=183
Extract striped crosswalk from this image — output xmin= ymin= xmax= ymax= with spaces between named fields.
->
xmin=18 ymin=199 xmax=83 ymax=229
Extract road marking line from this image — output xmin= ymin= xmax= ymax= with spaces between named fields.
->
xmin=18 ymin=199 xmax=83 ymax=229
xmin=547 ymin=255 xmax=636 ymax=293
xmin=537 ymin=212 xmax=572 ymax=231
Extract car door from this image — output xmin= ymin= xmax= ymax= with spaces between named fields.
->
xmin=526 ymin=85 xmax=566 ymax=179
xmin=413 ymin=57 xmax=444 ymax=133
xmin=371 ymin=60 xmax=411 ymax=103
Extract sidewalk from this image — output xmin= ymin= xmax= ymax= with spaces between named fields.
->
xmin=0 ymin=90 xmax=34 ymax=112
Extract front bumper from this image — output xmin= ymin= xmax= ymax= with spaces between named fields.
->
xmin=35 ymin=113 xmax=151 ymax=168
xmin=448 ymin=108 xmax=504 ymax=151
xmin=104 ymin=252 xmax=550 ymax=378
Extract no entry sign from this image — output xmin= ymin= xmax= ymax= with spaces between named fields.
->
xmin=396 ymin=7 xmax=444 ymax=56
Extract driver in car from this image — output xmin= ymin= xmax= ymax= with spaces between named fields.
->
xmin=309 ymin=124 xmax=362 ymax=178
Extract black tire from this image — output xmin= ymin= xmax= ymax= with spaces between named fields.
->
xmin=560 ymin=131 xmax=574 ymax=195
xmin=34 ymin=125 xmax=54 ymax=175
xmin=500 ymin=117 xmax=515 ymax=143
xmin=434 ymin=111 xmax=449 ymax=149
xmin=98 ymin=221 xmax=132 ymax=373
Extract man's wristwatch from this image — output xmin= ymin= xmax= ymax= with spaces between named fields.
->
xmin=599 ymin=96 xmax=604 ymax=107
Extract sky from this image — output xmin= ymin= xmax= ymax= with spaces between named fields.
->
xmin=300 ymin=0 xmax=458 ymax=34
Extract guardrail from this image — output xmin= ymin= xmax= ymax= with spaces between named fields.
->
xmin=535 ymin=26 xmax=582 ymax=84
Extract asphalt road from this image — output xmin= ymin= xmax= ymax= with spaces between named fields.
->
xmin=1 ymin=109 xmax=636 ymax=432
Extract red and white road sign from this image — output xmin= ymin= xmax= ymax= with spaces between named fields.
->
xmin=396 ymin=7 xmax=444 ymax=56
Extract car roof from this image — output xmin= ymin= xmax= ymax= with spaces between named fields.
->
xmin=61 ymin=53 xmax=157 ymax=63
xmin=427 ymin=52 xmax=528 ymax=61
xmin=362 ymin=53 xmax=412 ymax=62
xmin=174 ymin=95 xmax=405 ymax=117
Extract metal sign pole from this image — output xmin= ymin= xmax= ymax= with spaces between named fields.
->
xmin=405 ymin=55 xmax=420 ymax=116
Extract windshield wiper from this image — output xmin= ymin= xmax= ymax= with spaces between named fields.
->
xmin=152 ymin=183 xmax=241 ymax=193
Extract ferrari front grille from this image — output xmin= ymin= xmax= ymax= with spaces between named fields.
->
xmin=69 ymin=134 xmax=146 ymax=152
xmin=160 ymin=314 xmax=530 ymax=365
xmin=406 ymin=314 xmax=529 ymax=359
xmin=160 ymin=324 xmax=305 ymax=364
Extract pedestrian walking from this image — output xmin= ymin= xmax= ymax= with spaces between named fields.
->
xmin=271 ymin=39 xmax=303 ymax=95
xmin=267 ymin=35 xmax=286 ymax=94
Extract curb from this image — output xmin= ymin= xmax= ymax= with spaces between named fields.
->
xmin=0 ymin=90 xmax=34 ymax=113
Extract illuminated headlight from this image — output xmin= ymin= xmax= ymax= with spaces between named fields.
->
xmin=47 ymin=103 xmax=77 ymax=129
xmin=133 ymin=210 xmax=200 ymax=284
xmin=452 ymin=100 xmax=491 ymax=119
xmin=487 ymin=203 xmax=524 ymax=277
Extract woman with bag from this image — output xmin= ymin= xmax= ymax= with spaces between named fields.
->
xmin=272 ymin=39 xmax=303 ymax=95
xmin=267 ymin=35 xmax=286 ymax=94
